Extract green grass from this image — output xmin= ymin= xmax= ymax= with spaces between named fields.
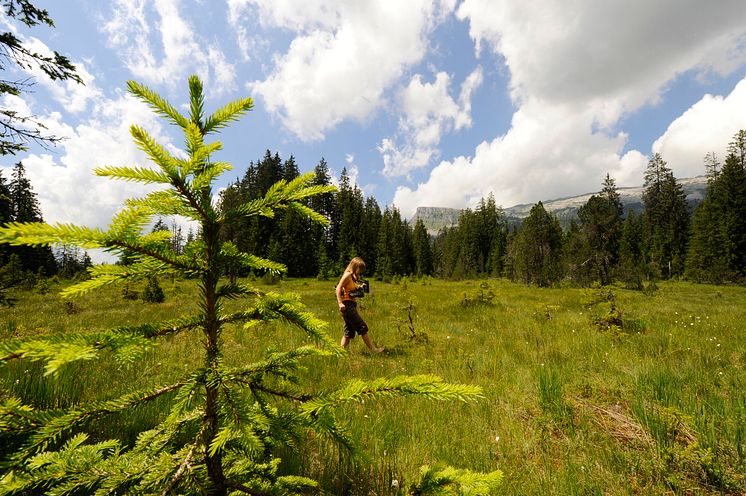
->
xmin=2 ymin=277 xmax=745 ymax=494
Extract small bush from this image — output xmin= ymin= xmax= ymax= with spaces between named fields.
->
xmin=460 ymin=281 xmax=495 ymax=307
xmin=33 ymin=278 xmax=50 ymax=295
xmin=260 ymin=271 xmax=281 ymax=285
xmin=121 ymin=284 xmax=139 ymax=300
xmin=142 ymin=276 xmax=165 ymax=303
xmin=394 ymin=297 xmax=428 ymax=344
xmin=583 ymin=284 xmax=644 ymax=336
xmin=64 ymin=301 xmax=79 ymax=315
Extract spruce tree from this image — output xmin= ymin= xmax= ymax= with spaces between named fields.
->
xmin=641 ymin=154 xmax=689 ymax=278
xmin=358 ymin=196 xmax=381 ymax=274
xmin=506 ymin=202 xmax=564 ymax=286
xmin=8 ymin=161 xmax=56 ymax=274
xmin=334 ymin=168 xmax=365 ymax=266
xmin=685 ymin=195 xmax=731 ymax=283
xmin=617 ymin=210 xmax=647 ymax=289
xmin=479 ymin=194 xmax=508 ymax=277
xmin=564 ymin=219 xmax=594 ymax=286
xmin=375 ymin=206 xmax=393 ymax=279
xmin=575 ymin=174 xmax=623 ymax=285
xmin=306 ymin=158 xmax=336 ymax=277
xmin=0 ymin=76 xmax=495 ymax=494
xmin=716 ymin=141 xmax=746 ymax=277
xmin=0 ymin=170 xmax=11 ymax=264
xmin=412 ymin=218 xmax=433 ymax=277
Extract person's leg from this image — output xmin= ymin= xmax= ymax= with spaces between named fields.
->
xmin=341 ymin=302 xmax=355 ymax=349
xmin=361 ymin=333 xmax=384 ymax=353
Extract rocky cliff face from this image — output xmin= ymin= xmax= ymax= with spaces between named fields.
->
xmin=411 ymin=176 xmax=708 ymax=233
xmin=410 ymin=206 xmax=462 ymax=233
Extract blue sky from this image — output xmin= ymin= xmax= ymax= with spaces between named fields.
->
xmin=2 ymin=0 xmax=746 ymax=236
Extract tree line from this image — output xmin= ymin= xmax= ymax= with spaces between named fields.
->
xmin=216 ymin=150 xmax=434 ymax=280
xmin=0 ymin=162 xmax=92 ymax=297
xmin=2 ymin=130 xmax=745 ymax=289
xmin=217 ymin=130 xmax=746 ymax=287
xmin=435 ymin=130 xmax=746 ymax=287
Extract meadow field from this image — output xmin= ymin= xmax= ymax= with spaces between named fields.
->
xmin=1 ymin=277 xmax=745 ymax=494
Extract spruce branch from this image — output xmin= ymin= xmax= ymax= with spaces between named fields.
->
xmin=215 ymin=282 xmax=261 ymax=300
xmin=0 ymin=221 xmax=106 ymax=248
xmin=192 ymin=161 xmax=233 ymax=191
xmin=285 ymin=201 xmax=330 ymax=225
xmin=93 ymin=164 xmax=172 ymax=185
xmin=9 ymin=383 xmax=185 ymax=464
xmin=126 ymin=190 xmax=201 ymax=220
xmin=183 ymin=120 xmax=206 ymax=164
xmin=220 ymin=293 xmax=339 ymax=351
xmin=188 ymin=75 xmax=205 ymax=130
xmin=0 ymin=316 xmax=204 ymax=372
xmin=203 ymin=97 xmax=254 ymax=134
xmin=159 ymin=442 xmax=197 ymax=496
xmin=129 ymin=125 xmax=180 ymax=178
xmin=224 ymin=346 xmax=335 ymax=386
xmin=301 ymin=375 xmax=484 ymax=418
xmin=184 ymin=137 xmax=222 ymax=176
xmin=106 ymin=206 xmax=154 ymax=240
xmin=221 ymin=173 xmax=336 ymax=223
xmin=220 ymin=252 xmax=287 ymax=275
xmin=411 ymin=464 xmax=503 ymax=495
xmin=127 ymin=80 xmax=189 ymax=129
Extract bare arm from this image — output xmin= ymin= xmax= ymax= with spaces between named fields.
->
xmin=336 ymin=272 xmax=352 ymax=311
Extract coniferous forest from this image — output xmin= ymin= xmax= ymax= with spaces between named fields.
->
xmin=210 ymin=129 xmax=746 ymax=288
xmin=2 ymin=128 xmax=745 ymax=294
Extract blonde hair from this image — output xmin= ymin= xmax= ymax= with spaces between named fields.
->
xmin=344 ymin=257 xmax=366 ymax=279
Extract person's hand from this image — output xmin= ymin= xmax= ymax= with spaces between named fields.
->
xmin=338 ymin=303 xmax=346 ymax=313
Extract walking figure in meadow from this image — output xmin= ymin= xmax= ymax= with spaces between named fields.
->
xmin=336 ymin=257 xmax=384 ymax=353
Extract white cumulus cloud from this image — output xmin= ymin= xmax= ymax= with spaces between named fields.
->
xmin=379 ymin=67 xmax=483 ymax=178
xmin=653 ymin=78 xmax=746 ymax=176
xmin=243 ymin=0 xmax=457 ymax=141
xmin=101 ymin=0 xmax=236 ymax=94
xmin=392 ymin=0 xmax=746 ymax=217
xmin=393 ymin=98 xmax=648 ymax=217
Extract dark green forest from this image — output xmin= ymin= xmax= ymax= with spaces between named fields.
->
xmin=2 ymin=129 xmax=746 ymax=295
xmin=214 ymin=129 xmax=746 ymax=287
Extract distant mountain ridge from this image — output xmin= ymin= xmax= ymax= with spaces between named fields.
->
xmin=411 ymin=176 xmax=709 ymax=233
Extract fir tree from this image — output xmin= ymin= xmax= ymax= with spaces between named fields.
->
xmin=641 ymin=153 xmax=689 ymax=278
xmin=685 ymin=195 xmax=731 ymax=283
xmin=8 ymin=161 xmax=56 ymax=274
xmin=575 ymin=174 xmax=623 ymax=285
xmin=506 ymin=202 xmax=564 ymax=286
xmin=617 ymin=210 xmax=647 ymax=289
xmin=0 ymin=169 xmax=11 ymax=264
xmin=715 ymin=136 xmax=746 ymax=277
xmin=0 ymin=76 xmax=494 ymax=494
xmin=358 ymin=196 xmax=381 ymax=275
xmin=412 ymin=218 xmax=433 ymax=277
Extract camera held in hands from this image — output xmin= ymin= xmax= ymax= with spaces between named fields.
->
xmin=348 ymin=280 xmax=370 ymax=298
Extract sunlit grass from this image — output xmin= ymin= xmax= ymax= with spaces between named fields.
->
xmin=1 ymin=277 xmax=745 ymax=494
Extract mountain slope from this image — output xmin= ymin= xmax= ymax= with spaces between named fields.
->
xmin=411 ymin=176 xmax=708 ymax=233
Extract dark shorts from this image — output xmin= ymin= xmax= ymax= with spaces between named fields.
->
xmin=341 ymin=300 xmax=368 ymax=338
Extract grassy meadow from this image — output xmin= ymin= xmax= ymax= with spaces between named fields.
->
xmin=1 ymin=276 xmax=745 ymax=494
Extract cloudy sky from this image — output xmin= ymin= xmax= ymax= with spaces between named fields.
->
xmin=3 ymin=0 xmax=746 ymax=235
